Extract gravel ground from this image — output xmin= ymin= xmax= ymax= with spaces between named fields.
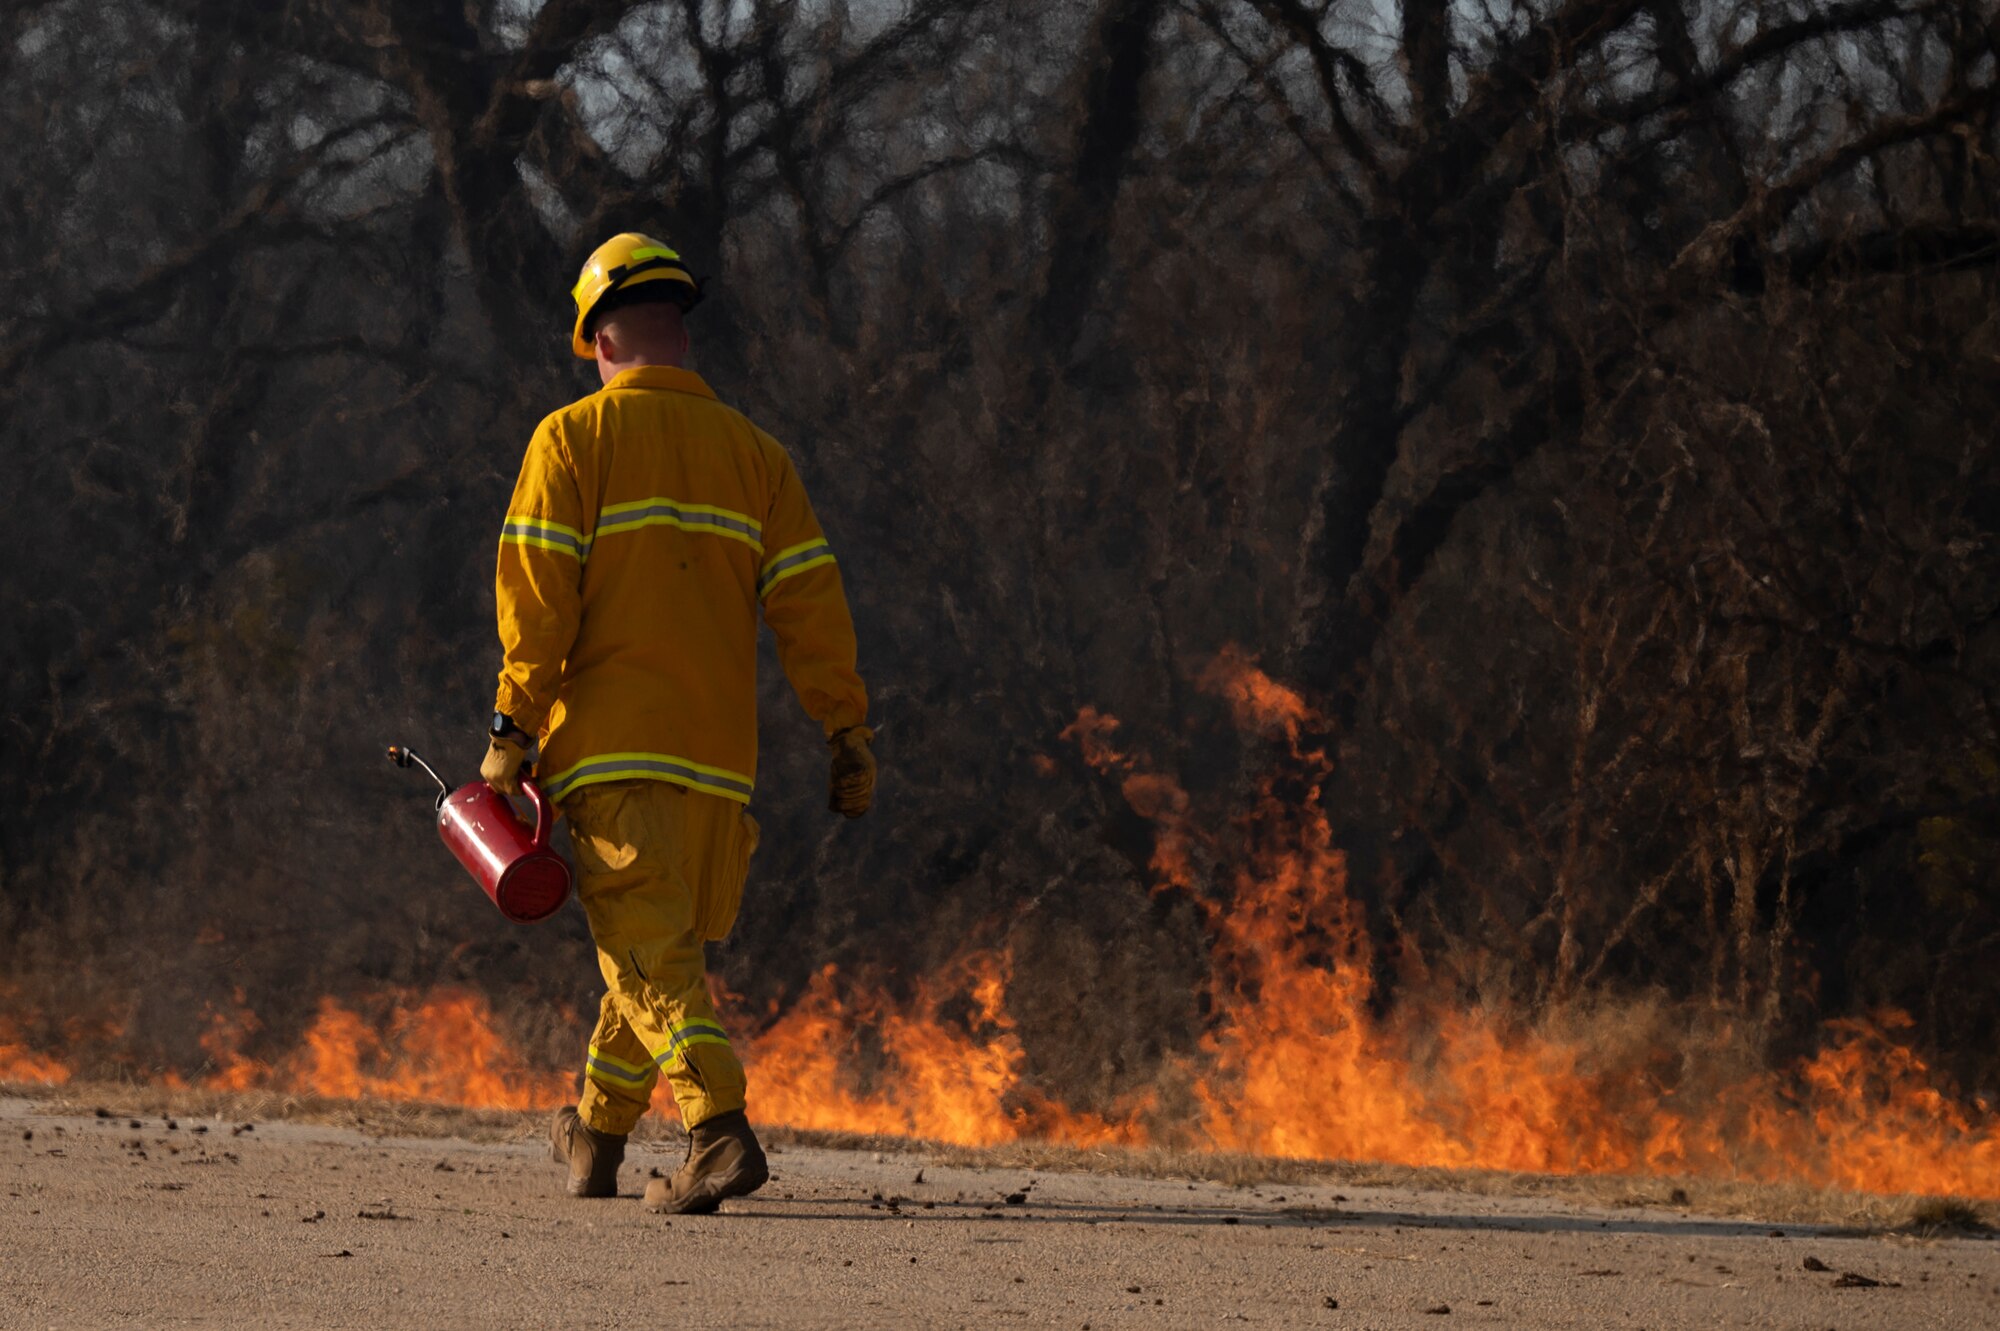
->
xmin=3 ymin=1096 xmax=1995 ymax=1329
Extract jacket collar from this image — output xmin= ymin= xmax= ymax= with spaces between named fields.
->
xmin=601 ymin=365 xmax=716 ymax=399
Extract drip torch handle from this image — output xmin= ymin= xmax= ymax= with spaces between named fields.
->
xmin=521 ymin=778 xmax=553 ymax=848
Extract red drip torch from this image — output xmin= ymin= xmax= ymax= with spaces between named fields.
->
xmin=386 ymin=745 xmax=572 ymax=924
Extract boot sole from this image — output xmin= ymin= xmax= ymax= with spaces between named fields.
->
xmin=644 ymin=1155 xmax=770 ymax=1215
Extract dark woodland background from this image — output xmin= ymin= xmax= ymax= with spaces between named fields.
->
xmin=2 ymin=0 xmax=1998 ymax=1109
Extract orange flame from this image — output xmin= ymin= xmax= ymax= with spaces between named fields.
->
xmin=734 ymin=956 xmax=1147 ymax=1148
xmin=191 ymin=988 xmax=571 ymax=1110
xmin=200 ymin=989 xmax=263 ymax=1092
xmin=0 ymin=987 xmax=70 ymax=1086
xmin=0 ymin=1027 xmax=69 ymax=1087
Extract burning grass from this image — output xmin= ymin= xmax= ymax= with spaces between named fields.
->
xmin=5 ymin=653 xmax=1997 ymax=1207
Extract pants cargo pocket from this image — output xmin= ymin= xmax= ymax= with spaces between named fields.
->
xmin=565 ymin=784 xmax=642 ymax=879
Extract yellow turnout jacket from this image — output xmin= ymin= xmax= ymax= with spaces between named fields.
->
xmin=493 ymin=365 xmax=867 ymax=804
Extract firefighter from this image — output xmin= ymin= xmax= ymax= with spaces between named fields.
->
xmin=482 ymin=232 xmax=875 ymax=1214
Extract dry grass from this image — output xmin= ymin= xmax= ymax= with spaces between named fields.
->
xmin=8 ymin=1078 xmax=1993 ymax=1233
xmin=1902 ymin=1196 xmax=1995 ymax=1237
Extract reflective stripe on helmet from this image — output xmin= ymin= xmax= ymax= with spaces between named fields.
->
xmin=600 ymin=253 xmax=694 ymax=293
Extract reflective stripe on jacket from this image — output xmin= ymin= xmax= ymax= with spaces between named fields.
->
xmin=494 ymin=365 xmax=867 ymax=803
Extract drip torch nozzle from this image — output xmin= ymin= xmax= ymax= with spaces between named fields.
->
xmin=386 ymin=744 xmax=451 ymax=800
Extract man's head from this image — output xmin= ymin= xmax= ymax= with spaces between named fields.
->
xmin=588 ymin=293 xmax=689 ymax=383
xmin=568 ymin=232 xmax=703 ymax=377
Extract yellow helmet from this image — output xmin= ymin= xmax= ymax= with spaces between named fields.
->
xmin=568 ymin=232 xmax=702 ymax=358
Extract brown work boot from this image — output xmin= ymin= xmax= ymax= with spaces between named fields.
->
xmin=643 ymin=1109 xmax=769 ymax=1214
xmin=549 ymin=1106 xmax=626 ymax=1198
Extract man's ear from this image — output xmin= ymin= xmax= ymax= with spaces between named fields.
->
xmin=593 ymin=322 xmax=618 ymax=362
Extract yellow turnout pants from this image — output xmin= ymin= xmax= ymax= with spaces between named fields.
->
xmin=562 ymin=779 xmax=760 ymax=1135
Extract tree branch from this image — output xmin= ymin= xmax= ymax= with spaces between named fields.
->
xmin=1674 ymin=83 xmax=2000 ymax=277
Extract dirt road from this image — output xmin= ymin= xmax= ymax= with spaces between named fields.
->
xmin=3 ymin=1096 xmax=1994 ymax=1329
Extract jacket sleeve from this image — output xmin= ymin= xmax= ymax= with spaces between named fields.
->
xmin=759 ymin=444 xmax=868 ymax=736
xmin=494 ymin=416 xmax=586 ymax=737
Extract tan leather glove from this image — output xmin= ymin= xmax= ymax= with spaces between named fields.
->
xmin=481 ymin=732 xmax=532 ymax=796
xmin=828 ymin=725 xmax=876 ymax=818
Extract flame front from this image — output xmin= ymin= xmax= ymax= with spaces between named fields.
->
xmin=733 ymin=956 xmax=1147 ymax=1148
xmin=195 ymin=988 xmax=570 ymax=1110
xmin=1072 ymin=649 xmax=2000 ymax=1196
xmin=2 ymin=650 xmax=1995 ymax=1200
